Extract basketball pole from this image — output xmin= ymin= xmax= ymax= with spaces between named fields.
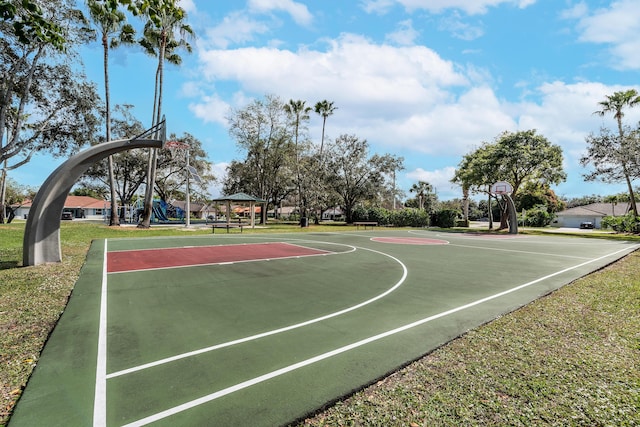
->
xmin=185 ymin=147 xmax=190 ymax=227
xmin=490 ymin=181 xmax=518 ymax=235
xmin=503 ymin=193 xmax=518 ymax=234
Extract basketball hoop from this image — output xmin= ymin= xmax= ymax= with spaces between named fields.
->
xmin=164 ymin=140 xmax=190 ymax=164
xmin=490 ymin=181 xmax=513 ymax=196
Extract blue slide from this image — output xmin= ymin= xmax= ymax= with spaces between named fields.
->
xmin=152 ymin=203 xmax=169 ymax=222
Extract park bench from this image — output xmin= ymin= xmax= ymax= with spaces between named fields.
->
xmin=353 ymin=221 xmax=378 ymax=230
xmin=211 ymin=222 xmax=244 ymax=233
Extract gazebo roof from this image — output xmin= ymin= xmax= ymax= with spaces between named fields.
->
xmin=211 ymin=192 xmax=266 ymax=203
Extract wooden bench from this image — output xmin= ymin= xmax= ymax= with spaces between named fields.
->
xmin=211 ymin=223 xmax=244 ymax=233
xmin=353 ymin=221 xmax=378 ymax=230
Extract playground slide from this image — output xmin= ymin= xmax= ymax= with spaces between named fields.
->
xmin=152 ymin=204 xmax=169 ymax=222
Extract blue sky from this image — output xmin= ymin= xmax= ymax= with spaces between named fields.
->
xmin=14 ymin=0 xmax=640 ymax=201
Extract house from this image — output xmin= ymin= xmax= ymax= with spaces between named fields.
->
xmin=322 ymin=207 xmax=344 ymax=221
xmin=553 ymin=202 xmax=630 ymax=229
xmin=267 ymin=206 xmax=297 ymax=219
xmin=169 ymin=200 xmax=207 ymax=219
xmin=15 ymin=195 xmax=107 ymax=220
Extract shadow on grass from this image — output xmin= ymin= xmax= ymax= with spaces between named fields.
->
xmin=0 ymin=260 xmax=21 ymax=270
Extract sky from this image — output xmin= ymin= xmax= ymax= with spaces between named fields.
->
xmin=13 ymin=0 xmax=640 ymax=201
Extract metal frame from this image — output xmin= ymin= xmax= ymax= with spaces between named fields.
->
xmin=23 ymin=120 xmax=166 ymax=266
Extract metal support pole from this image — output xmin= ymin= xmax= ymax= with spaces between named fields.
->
xmin=185 ymin=148 xmax=190 ymax=227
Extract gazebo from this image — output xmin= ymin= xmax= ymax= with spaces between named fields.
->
xmin=210 ymin=192 xmax=267 ymax=228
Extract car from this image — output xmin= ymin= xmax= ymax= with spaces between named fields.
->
xmin=579 ymin=221 xmax=594 ymax=229
xmin=61 ymin=212 xmax=73 ymax=220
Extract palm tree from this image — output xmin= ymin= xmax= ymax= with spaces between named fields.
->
xmin=314 ymin=100 xmax=336 ymax=156
xmin=137 ymin=0 xmax=193 ymax=228
xmin=594 ymin=89 xmax=640 ymax=216
xmin=87 ymin=0 xmax=135 ymax=226
xmin=410 ymin=181 xmax=433 ymax=211
xmin=284 ymin=99 xmax=311 ymax=217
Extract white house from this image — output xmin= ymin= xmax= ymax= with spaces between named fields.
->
xmin=15 ymin=195 xmax=107 ymax=220
xmin=552 ymin=202 xmax=630 ymax=229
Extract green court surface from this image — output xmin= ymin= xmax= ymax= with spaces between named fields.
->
xmin=9 ymin=229 xmax=638 ymax=426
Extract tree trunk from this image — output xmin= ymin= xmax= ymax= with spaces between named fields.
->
xmin=103 ymin=31 xmax=120 ymax=226
xmin=487 ymin=192 xmax=495 ymax=230
xmin=623 ymin=170 xmax=638 ymax=216
xmin=0 ymin=167 xmax=6 ymax=224
xmin=139 ymin=32 xmax=166 ymax=228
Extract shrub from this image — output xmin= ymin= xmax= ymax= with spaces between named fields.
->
xmin=432 ymin=209 xmax=460 ymax=228
xmin=601 ymin=214 xmax=640 ymax=233
xmin=390 ymin=208 xmax=429 ymax=227
xmin=367 ymin=207 xmax=391 ymax=226
xmin=521 ymin=205 xmax=553 ymax=227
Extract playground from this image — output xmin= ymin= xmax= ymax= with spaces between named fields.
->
xmin=8 ymin=229 xmax=638 ymax=426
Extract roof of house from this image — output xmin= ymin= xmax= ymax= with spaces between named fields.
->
xmin=19 ymin=195 xmax=106 ymax=209
xmin=210 ymin=192 xmax=267 ymax=203
xmin=170 ymin=200 xmax=205 ymax=212
xmin=556 ymin=202 xmax=630 ymax=217
xmin=64 ymin=195 xmax=106 ymax=209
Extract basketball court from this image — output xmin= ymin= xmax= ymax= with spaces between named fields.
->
xmin=9 ymin=229 xmax=638 ymax=426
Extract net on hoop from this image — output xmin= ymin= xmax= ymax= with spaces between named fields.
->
xmin=164 ymin=140 xmax=190 ymax=164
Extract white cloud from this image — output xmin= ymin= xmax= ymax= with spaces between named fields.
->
xmin=247 ymin=0 xmax=313 ymax=26
xmin=178 ymin=0 xmax=197 ymax=14
xmin=203 ymin=11 xmax=271 ymax=49
xmin=361 ymin=0 xmax=397 ymax=14
xmin=405 ymin=166 xmax=459 ymax=199
xmin=515 ymin=81 xmax=640 ymax=149
xmin=570 ymin=0 xmax=640 ymax=70
xmin=208 ymin=161 xmax=230 ymax=198
xmin=385 ymin=19 xmax=420 ymax=45
xmin=387 ymin=0 xmax=537 ymax=15
xmin=193 ymin=33 xmax=520 ymax=157
xmin=438 ymin=12 xmax=484 ymax=40
xmin=197 ymin=33 xmax=468 ymax=103
xmin=189 ymin=94 xmax=230 ymax=125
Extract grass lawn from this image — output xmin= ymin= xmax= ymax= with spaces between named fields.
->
xmin=1 ymin=221 xmax=639 ymax=426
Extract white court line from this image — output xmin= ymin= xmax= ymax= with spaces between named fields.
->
xmin=107 ymin=244 xmax=406 ymax=379
xmin=107 ymin=241 xmax=287 ymax=254
xmin=121 ymin=243 xmax=638 ymax=427
xmin=447 ymin=243 xmax=592 ymax=260
xmin=93 ymin=240 xmax=108 ymax=427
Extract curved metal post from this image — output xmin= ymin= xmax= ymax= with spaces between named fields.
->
xmin=23 ymin=138 xmax=163 ymax=266
xmin=504 ymin=194 xmax=518 ymax=234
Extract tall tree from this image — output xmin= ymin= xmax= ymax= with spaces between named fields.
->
xmin=225 ymin=94 xmax=295 ymax=223
xmin=314 ymin=99 xmax=336 ymax=156
xmin=453 ymin=130 xmax=565 ymax=229
xmin=87 ymin=0 xmax=135 ymax=226
xmin=409 ymin=181 xmax=434 ymax=211
xmin=0 ymin=0 xmax=101 ymax=223
xmin=324 ymin=134 xmax=399 ymax=223
xmin=137 ymin=0 xmax=193 ymax=228
xmin=491 ymin=130 xmax=566 ymax=228
xmin=592 ymin=89 xmax=640 ymax=216
xmin=284 ymin=99 xmax=311 ymax=217
xmin=581 ymin=125 xmax=640 ymax=216
xmin=491 ymin=130 xmax=565 ymax=196
xmin=452 ymin=143 xmax=500 ymax=228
